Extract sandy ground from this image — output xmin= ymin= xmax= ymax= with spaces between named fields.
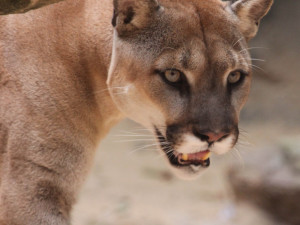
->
xmin=71 ymin=120 xmax=298 ymax=225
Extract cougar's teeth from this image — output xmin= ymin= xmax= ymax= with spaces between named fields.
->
xmin=178 ymin=151 xmax=211 ymax=166
xmin=182 ymin=154 xmax=188 ymax=161
xmin=202 ymin=152 xmax=211 ymax=160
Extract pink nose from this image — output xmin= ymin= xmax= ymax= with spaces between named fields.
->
xmin=201 ymin=131 xmax=229 ymax=143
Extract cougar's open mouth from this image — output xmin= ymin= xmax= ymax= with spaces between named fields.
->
xmin=177 ymin=151 xmax=210 ymax=167
xmin=155 ymin=128 xmax=210 ymax=168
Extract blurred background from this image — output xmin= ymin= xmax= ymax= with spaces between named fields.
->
xmin=73 ymin=1 xmax=300 ymax=225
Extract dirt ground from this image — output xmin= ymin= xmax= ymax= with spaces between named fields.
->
xmin=71 ymin=121 xmax=298 ymax=225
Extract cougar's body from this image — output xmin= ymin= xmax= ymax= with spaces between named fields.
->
xmin=0 ymin=0 xmax=272 ymax=224
xmin=0 ymin=1 xmax=121 ymax=223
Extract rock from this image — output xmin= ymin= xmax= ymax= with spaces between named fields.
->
xmin=280 ymin=136 xmax=300 ymax=172
xmin=0 ymin=0 xmax=64 ymax=15
xmin=228 ymin=140 xmax=300 ymax=225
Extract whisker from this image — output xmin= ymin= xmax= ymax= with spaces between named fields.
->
xmin=232 ymin=147 xmax=245 ymax=168
xmin=165 ymin=149 xmax=174 ymax=155
xmin=251 ymin=64 xmax=266 ymax=73
xmin=232 ymin=37 xmax=244 ymax=48
xmin=251 ymin=58 xmax=265 ymax=62
xmin=155 ymin=152 xmax=169 ymax=160
xmin=239 ymin=46 xmax=268 ymax=53
xmin=156 ymin=151 xmax=168 ymax=159
xmin=114 ymin=139 xmax=157 ymax=143
xmin=114 ymin=134 xmax=154 ymax=137
xmin=238 ymin=57 xmax=265 ymax=62
xmin=116 ymin=130 xmax=150 ymax=135
xmin=128 ymin=143 xmax=159 ymax=155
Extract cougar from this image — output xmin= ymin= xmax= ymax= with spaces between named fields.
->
xmin=0 ymin=0 xmax=273 ymax=224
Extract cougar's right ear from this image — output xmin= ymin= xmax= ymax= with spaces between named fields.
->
xmin=112 ymin=0 xmax=160 ymax=37
xmin=230 ymin=0 xmax=273 ymax=41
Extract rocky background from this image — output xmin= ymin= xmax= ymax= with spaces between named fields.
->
xmin=227 ymin=1 xmax=300 ymax=224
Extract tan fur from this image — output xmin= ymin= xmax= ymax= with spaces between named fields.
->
xmin=0 ymin=0 xmax=272 ymax=224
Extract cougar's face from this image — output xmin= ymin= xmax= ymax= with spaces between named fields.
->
xmin=108 ymin=0 xmax=272 ymax=178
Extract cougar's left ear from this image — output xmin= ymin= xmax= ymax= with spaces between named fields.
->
xmin=112 ymin=0 xmax=160 ymax=37
xmin=230 ymin=0 xmax=273 ymax=41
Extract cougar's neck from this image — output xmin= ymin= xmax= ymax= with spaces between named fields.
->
xmin=50 ymin=0 xmax=123 ymax=141
xmin=80 ymin=0 xmax=124 ymax=139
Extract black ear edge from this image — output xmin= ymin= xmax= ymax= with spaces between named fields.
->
xmin=112 ymin=6 xmax=135 ymax=27
xmin=112 ymin=9 xmax=117 ymax=27
xmin=111 ymin=0 xmax=161 ymax=27
xmin=229 ymin=0 xmax=273 ymax=40
xmin=231 ymin=0 xmax=274 ymax=21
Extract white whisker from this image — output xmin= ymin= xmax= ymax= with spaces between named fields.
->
xmin=239 ymin=46 xmax=268 ymax=53
xmin=232 ymin=147 xmax=245 ymax=168
xmin=114 ymin=139 xmax=157 ymax=143
xmin=232 ymin=37 xmax=244 ymax=48
xmin=114 ymin=134 xmax=154 ymax=137
xmin=128 ymin=143 xmax=159 ymax=155
xmin=251 ymin=58 xmax=265 ymax=62
xmin=251 ymin=64 xmax=266 ymax=73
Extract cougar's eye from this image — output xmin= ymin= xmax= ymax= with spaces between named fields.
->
xmin=228 ymin=71 xmax=242 ymax=84
xmin=155 ymin=68 xmax=189 ymax=94
xmin=164 ymin=69 xmax=181 ymax=83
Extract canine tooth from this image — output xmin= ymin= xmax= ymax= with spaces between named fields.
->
xmin=202 ymin=152 xmax=211 ymax=160
xmin=182 ymin=154 xmax=188 ymax=161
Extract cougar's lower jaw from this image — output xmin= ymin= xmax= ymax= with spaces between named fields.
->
xmin=154 ymin=127 xmax=211 ymax=178
xmin=168 ymin=160 xmax=209 ymax=180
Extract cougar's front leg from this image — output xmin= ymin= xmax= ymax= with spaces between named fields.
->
xmin=0 ymin=136 xmax=91 ymax=225
xmin=0 ymin=179 xmax=73 ymax=225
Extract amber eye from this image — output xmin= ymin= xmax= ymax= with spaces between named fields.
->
xmin=228 ymin=71 xmax=242 ymax=84
xmin=164 ymin=69 xmax=181 ymax=83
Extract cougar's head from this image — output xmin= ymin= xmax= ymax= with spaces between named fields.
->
xmin=107 ymin=0 xmax=273 ymax=178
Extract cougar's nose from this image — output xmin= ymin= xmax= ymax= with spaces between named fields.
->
xmin=194 ymin=130 xmax=229 ymax=144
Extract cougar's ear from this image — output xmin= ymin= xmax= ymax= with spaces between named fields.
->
xmin=112 ymin=0 xmax=160 ymax=37
xmin=231 ymin=0 xmax=273 ymax=41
